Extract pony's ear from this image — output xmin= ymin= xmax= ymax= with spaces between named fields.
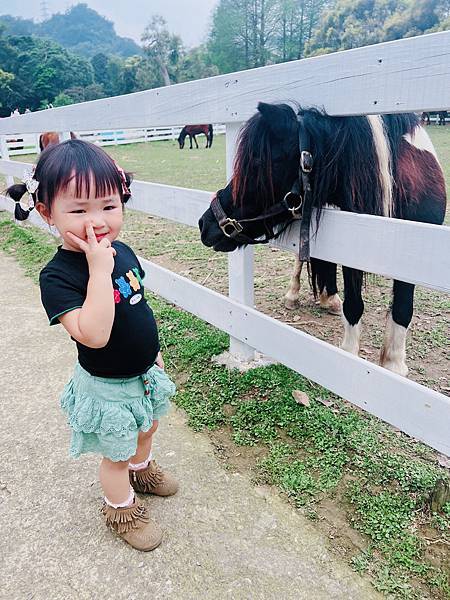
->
xmin=257 ymin=102 xmax=296 ymax=139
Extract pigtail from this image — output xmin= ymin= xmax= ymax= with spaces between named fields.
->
xmin=122 ymin=171 xmax=133 ymax=204
xmin=5 ymin=183 xmax=34 ymax=221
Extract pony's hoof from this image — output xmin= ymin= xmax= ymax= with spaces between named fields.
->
xmin=319 ymin=293 xmax=342 ymax=316
xmin=340 ymin=343 xmax=359 ymax=356
xmin=284 ymin=297 xmax=299 ymax=310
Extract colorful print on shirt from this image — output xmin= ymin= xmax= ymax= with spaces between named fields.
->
xmin=113 ymin=267 xmax=143 ymax=304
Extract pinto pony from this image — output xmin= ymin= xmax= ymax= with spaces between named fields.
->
xmin=198 ymin=103 xmax=447 ymax=377
xmin=178 ymin=124 xmax=213 ymax=149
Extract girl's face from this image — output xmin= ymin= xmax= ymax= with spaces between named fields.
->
xmin=36 ymin=177 xmax=124 ymax=252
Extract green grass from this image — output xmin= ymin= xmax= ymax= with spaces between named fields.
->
xmin=428 ymin=127 xmax=450 ymax=224
xmin=12 ymin=134 xmax=227 ymax=192
xmin=0 ymin=216 xmax=449 ymax=600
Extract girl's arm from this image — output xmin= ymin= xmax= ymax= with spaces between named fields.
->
xmin=155 ymin=351 xmax=164 ymax=369
xmin=59 ymin=223 xmax=116 ymax=348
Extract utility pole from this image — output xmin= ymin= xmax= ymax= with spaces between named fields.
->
xmin=40 ymin=0 xmax=50 ymax=22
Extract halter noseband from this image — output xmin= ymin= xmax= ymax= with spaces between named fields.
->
xmin=210 ymin=114 xmax=314 ymax=258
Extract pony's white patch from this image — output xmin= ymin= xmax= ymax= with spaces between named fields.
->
xmin=340 ymin=318 xmax=361 ymax=355
xmin=380 ymin=313 xmax=408 ymax=377
xmin=129 ymin=294 xmax=142 ymax=305
xmin=403 ymin=126 xmax=440 ymax=163
xmin=284 ymin=256 xmax=303 ymax=308
xmin=319 ymin=291 xmax=342 ymax=315
xmin=367 ymin=115 xmax=393 ymax=217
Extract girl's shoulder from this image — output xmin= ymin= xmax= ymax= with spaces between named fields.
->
xmin=113 ymin=240 xmax=133 ymax=254
xmin=112 ymin=240 xmax=145 ymax=279
xmin=39 ymin=247 xmax=87 ymax=289
xmin=112 ymin=240 xmax=140 ymax=262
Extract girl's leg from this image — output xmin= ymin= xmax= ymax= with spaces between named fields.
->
xmin=100 ymin=454 xmax=163 ymax=551
xmin=128 ymin=420 xmax=178 ymax=496
xmin=99 ymin=458 xmax=130 ymax=504
xmin=129 ymin=420 xmax=159 ymax=465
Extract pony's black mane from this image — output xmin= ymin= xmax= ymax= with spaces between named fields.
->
xmin=233 ymin=105 xmax=420 ymax=220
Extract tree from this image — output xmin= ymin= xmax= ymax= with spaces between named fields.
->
xmin=39 ymin=3 xmax=142 ymax=58
xmin=383 ymin=0 xmax=442 ymax=40
xmin=0 ymin=15 xmax=35 ymax=36
xmin=2 ymin=35 xmax=94 ymax=110
xmin=207 ymin=0 xmax=332 ymax=72
xmin=208 ymin=0 xmax=250 ymax=72
xmin=53 ymin=92 xmax=73 ymax=107
xmin=307 ymin=0 xmax=445 ymax=55
xmin=141 ymin=16 xmax=182 ymax=86
xmin=177 ymin=46 xmax=220 ymax=82
xmin=0 ymin=67 xmax=14 ymax=110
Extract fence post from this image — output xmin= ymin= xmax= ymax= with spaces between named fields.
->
xmin=34 ymin=133 xmax=41 ymax=154
xmin=226 ymin=122 xmax=256 ymax=361
xmin=0 ymin=136 xmax=14 ymax=188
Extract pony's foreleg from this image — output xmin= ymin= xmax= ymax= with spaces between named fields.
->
xmin=340 ymin=267 xmax=364 ymax=355
xmin=189 ymin=135 xmax=193 ymax=149
xmin=194 ymin=135 xmax=199 ymax=149
xmin=380 ymin=280 xmax=413 ymax=377
xmin=284 ymin=256 xmax=303 ymax=310
xmin=312 ymin=258 xmax=342 ymax=316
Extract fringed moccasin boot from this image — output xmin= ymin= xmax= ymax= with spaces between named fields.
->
xmin=101 ymin=497 xmax=162 ymax=551
xmin=129 ymin=459 xmax=179 ymax=496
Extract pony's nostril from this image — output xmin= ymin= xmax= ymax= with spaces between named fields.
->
xmin=198 ymin=217 xmax=204 ymax=231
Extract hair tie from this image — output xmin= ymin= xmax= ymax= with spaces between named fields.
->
xmin=22 ymin=166 xmax=39 ymax=210
xmin=113 ymin=160 xmax=130 ymax=197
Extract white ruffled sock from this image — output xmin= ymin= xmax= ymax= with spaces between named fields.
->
xmin=128 ymin=450 xmax=153 ymax=471
xmin=104 ymin=486 xmax=135 ymax=509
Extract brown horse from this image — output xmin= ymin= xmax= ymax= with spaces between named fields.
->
xmin=178 ymin=124 xmax=213 ymax=149
xmin=39 ymin=131 xmax=77 ymax=151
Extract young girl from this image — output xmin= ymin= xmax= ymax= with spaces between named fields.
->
xmin=7 ymin=139 xmax=177 ymax=552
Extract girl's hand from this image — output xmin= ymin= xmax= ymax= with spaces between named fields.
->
xmin=66 ymin=223 xmax=116 ymax=275
xmin=155 ymin=351 xmax=164 ymax=369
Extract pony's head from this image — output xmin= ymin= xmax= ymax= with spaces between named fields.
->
xmin=178 ymin=128 xmax=187 ymax=149
xmin=199 ymin=103 xmax=300 ymax=251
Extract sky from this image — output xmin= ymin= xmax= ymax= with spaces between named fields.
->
xmin=0 ymin=0 xmax=219 ymax=47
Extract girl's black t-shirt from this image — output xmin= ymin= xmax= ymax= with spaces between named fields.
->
xmin=39 ymin=240 xmax=160 ymax=378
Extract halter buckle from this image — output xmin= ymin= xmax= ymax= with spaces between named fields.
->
xmin=300 ymin=150 xmax=313 ymax=173
xmin=220 ymin=218 xmax=243 ymax=238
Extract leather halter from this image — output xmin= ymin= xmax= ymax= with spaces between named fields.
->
xmin=210 ymin=115 xmax=314 ymax=258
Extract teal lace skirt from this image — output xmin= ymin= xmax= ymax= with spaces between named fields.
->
xmin=60 ymin=362 xmax=176 ymax=462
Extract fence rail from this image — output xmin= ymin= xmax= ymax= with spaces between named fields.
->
xmin=0 ymin=125 xmax=226 ymax=157
xmin=0 ymin=30 xmax=449 ymax=456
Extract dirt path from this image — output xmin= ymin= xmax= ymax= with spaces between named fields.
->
xmin=0 ymin=252 xmax=380 ymax=600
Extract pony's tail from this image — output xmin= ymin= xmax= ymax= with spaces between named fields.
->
xmin=5 ymin=182 xmax=34 ymax=221
xmin=208 ymin=124 xmax=213 ymax=147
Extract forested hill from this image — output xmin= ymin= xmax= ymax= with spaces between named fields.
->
xmin=0 ymin=3 xmax=141 ymax=58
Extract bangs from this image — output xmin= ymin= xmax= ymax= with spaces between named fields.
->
xmin=35 ymin=139 xmax=124 ymax=207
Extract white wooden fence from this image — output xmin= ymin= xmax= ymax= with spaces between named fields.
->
xmin=1 ymin=125 xmax=226 ymax=156
xmin=0 ymin=31 xmax=449 ymax=456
